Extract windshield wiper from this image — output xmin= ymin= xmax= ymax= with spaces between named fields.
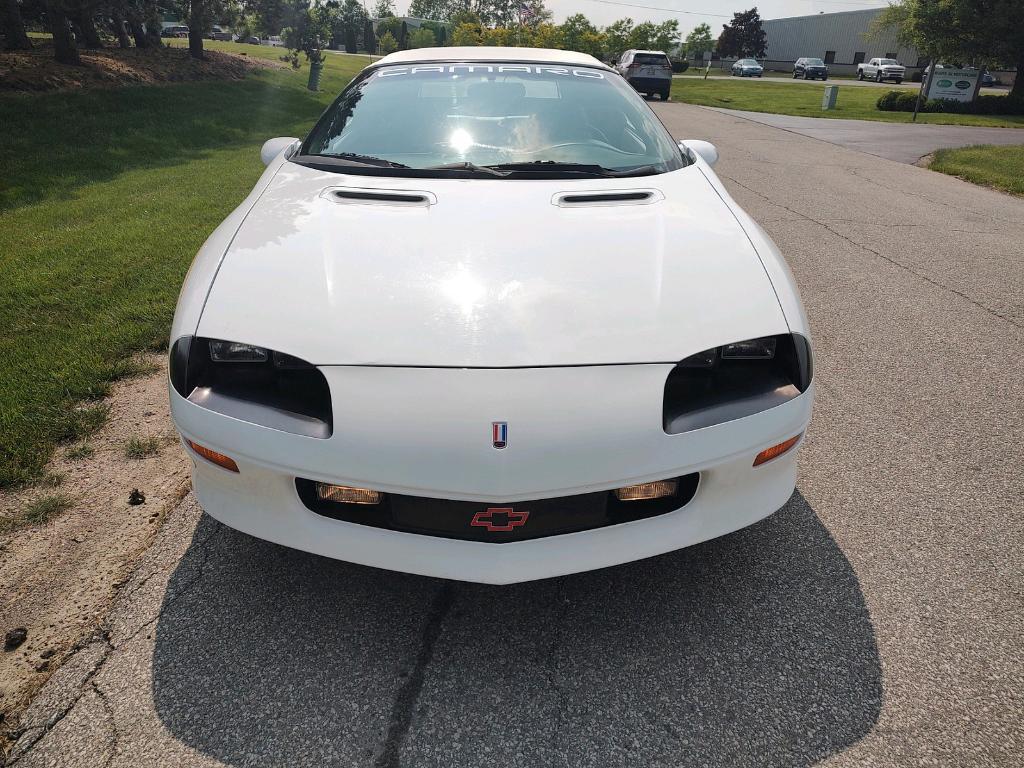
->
xmin=314 ymin=152 xmax=411 ymax=169
xmin=423 ymin=161 xmax=510 ymax=177
xmin=485 ymin=162 xmax=659 ymax=178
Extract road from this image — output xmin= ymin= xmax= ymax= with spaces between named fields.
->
xmin=702 ymin=107 xmax=1024 ymax=163
xmin=9 ymin=103 xmax=1024 ymax=768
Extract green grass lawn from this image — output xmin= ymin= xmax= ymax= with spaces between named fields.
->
xmin=0 ymin=42 xmax=367 ymax=487
xmin=669 ymin=78 xmax=1024 ymax=128
xmin=929 ymin=144 xmax=1024 ymax=196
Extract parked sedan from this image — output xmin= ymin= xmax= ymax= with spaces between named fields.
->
xmin=161 ymin=25 xmax=189 ymax=39
xmin=208 ymin=25 xmax=232 ymax=41
xmin=169 ymin=47 xmax=813 ymax=584
xmin=731 ymin=59 xmax=763 ymax=77
xmin=793 ymin=57 xmax=828 ymax=80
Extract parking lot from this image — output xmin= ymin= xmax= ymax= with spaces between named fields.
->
xmin=10 ymin=102 xmax=1024 ymax=767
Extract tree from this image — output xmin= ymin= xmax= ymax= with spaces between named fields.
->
xmin=3 ymin=0 xmax=33 ymax=50
xmin=184 ymin=0 xmax=217 ymax=59
xmin=408 ymin=26 xmax=434 ymax=47
xmin=716 ymin=7 xmax=766 ymax=59
xmin=44 ymin=0 xmax=79 ymax=63
xmin=398 ymin=18 xmax=407 ymax=48
xmin=282 ymin=0 xmax=333 ymax=87
xmin=377 ymin=28 xmax=397 ymax=53
xmin=407 ymin=0 xmax=453 ymax=22
xmin=372 ymin=0 xmax=393 ymax=17
xmin=651 ymin=19 xmax=679 ymax=52
xmin=450 ymin=21 xmax=479 ymax=46
xmin=684 ymin=22 xmax=713 ymax=59
xmin=363 ymin=18 xmax=374 ymax=51
xmin=874 ymin=0 xmax=1024 ymax=99
xmin=603 ymin=17 xmax=632 ymax=60
xmin=559 ymin=13 xmax=605 ymax=58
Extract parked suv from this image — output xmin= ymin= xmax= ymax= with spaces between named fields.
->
xmin=209 ymin=25 xmax=232 ymax=41
xmin=615 ymin=50 xmax=672 ymax=100
xmin=793 ymin=57 xmax=828 ymax=80
xmin=857 ymin=58 xmax=905 ymax=83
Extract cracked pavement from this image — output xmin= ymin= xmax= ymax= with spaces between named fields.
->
xmin=7 ymin=103 xmax=1023 ymax=767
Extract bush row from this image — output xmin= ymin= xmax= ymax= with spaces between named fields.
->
xmin=670 ymin=59 xmax=690 ymax=74
xmin=876 ymin=90 xmax=1024 ymax=115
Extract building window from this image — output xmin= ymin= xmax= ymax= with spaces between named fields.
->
xmin=824 ymin=51 xmax=836 ymax=64
xmin=885 ymin=52 xmax=897 ymax=59
xmin=853 ymin=52 xmax=865 ymax=65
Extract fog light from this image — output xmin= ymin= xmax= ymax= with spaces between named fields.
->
xmin=753 ymin=434 xmax=802 ymax=467
xmin=316 ymin=483 xmax=382 ymax=505
xmin=186 ymin=440 xmax=239 ymax=472
xmin=614 ymin=479 xmax=678 ymax=501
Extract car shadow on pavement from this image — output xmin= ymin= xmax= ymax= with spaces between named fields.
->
xmin=152 ymin=491 xmax=881 ymax=767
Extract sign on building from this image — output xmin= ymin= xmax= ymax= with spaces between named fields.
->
xmin=926 ymin=68 xmax=979 ymax=102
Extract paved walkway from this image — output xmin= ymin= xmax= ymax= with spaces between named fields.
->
xmin=703 ymin=106 xmax=1024 ymax=163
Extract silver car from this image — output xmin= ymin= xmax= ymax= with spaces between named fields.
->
xmin=731 ymin=59 xmax=764 ymax=77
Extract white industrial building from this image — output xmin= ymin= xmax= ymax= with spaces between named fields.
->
xmin=760 ymin=8 xmax=921 ymax=76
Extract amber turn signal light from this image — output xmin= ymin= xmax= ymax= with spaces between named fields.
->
xmin=753 ymin=434 xmax=802 ymax=467
xmin=316 ymin=483 xmax=382 ymax=505
xmin=614 ymin=479 xmax=678 ymax=501
xmin=186 ymin=440 xmax=239 ymax=472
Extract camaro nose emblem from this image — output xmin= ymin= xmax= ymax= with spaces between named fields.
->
xmin=471 ymin=507 xmax=529 ymax=532
xmin=492 ymin=421 xmax=508 ymax=449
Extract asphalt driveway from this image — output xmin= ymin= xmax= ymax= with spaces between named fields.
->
xmin=9 ymin=103 xmax=1024 ymax=768
xmin=704 ymin=106 xmax=1024 ymax=163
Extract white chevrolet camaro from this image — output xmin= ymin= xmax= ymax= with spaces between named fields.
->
xmin=169 ymin=47 xmax=813 ymax=584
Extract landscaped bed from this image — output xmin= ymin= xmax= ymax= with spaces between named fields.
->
xmin=0 ymin=42 xmax=282 ymax=92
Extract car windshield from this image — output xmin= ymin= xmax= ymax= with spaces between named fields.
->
xmin=806 ymin=59 xmax=824 ymax=66
xmin=880 ymin=59 xmax=899 ymax=65
xmin=738 ymin=60 xmax=758 ymax=66
xmin=299 ymin=62 xmax=685 ymax=176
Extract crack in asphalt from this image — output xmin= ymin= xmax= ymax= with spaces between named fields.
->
xmin=374 ymin=584 xmax=456 ymax=768
xmin=721 ymin=173 xmax=1021 ymax=329
xmin=91 ymin=680 xmax=117 ymax=768
xmin=6 ymin=518 xmax=224 ymax=764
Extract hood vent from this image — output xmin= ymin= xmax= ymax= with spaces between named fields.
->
xmin=553 ymin=189 xmax=663 ymax=208
xmin=322 ymin=187 xmax=436 ymax=207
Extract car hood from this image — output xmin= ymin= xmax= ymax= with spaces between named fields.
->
xmin=196 ymin=162 xmax=788 ymax=366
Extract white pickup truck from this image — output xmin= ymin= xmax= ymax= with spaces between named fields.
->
xmin=857 ymin=58 xmax=905 ymax=83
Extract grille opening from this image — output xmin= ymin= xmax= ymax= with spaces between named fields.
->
xmin=295 ymin=473 xmax=699 ymax=542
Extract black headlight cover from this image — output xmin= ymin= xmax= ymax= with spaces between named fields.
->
xmin=169 ymin=336 xmax=333 ymax=437
xmin=664 ymin=333 xmax=811 ymax=434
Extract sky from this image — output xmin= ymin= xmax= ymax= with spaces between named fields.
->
xmin=393 ymin=0 xmax=894 ymax=31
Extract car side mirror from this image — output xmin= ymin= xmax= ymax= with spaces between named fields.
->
xmin=680 ymin=139 xmax=719 ymax=167
xmin=261 ymin=137 xmax=299 ymax=166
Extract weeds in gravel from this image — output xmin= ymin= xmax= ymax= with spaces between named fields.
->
xmin=66 ymin=443 xmax=95 ymax=461
xmin=1 ymin=493 xmax=73 ymax=534
xmin=124 ymin=436 xmax=163 ymax=459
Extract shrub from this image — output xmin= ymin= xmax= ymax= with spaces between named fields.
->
xmin=910 ymin=70 xmax=922 ymax=83
xmin=670 ymin=59 xmax=689 ymax=73
xmin=876 ymin=90 xmax=1024 ymax=115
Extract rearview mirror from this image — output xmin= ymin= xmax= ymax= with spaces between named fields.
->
xmin=261 ymin=137 xmax=300 ymax=166
xmin=680 ymin=140 xmax=719 ymax=167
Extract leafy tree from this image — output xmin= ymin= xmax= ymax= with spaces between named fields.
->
xmin=372 ymin=0 xmax=393 ymax=17
xmin=528 ymin=22 xmax=562 ymax=49
xmin=651 ymin=19 xmax=679 ymax=52
xmin=282 ymin=0 xmax=333 ymax=84
xmin=363 ymin=18 xmax=375 ymax=51
xmin=628 ymin=20 xmax=655 ymax=50
xmin=603 ymin=17 xmax=632 ymax=59
xmin=408 ymin=26 xmax=434 ymax=47
xmin=437 ymin=23 xmax=445 ymax=44
xmin=3 ymin=0 xmax=33 ymax=49
xmin=330 ymin=0 xmax=367 ymax=50
xmin=716 ymin=7 xmax=766 ymax=59
xmin=684 ymin=22 xmax=713 ymax=58
xmin=377 ymin=28 xmax=397 ymax=52
xmin=559 ymin=13 xmax=605 ymax=58
xmin=874 ymin=0 xmax=1024 ymax=99
xmin=398 ymin=18 xmax=407 ymax=47
xmin=407 ymin=0 xmax=453 ymax=21
xmin=450 ymin=21 xmax=479 ymax=45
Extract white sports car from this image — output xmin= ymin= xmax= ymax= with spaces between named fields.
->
xmin=169 ymin=47 xmax=813 ymax=584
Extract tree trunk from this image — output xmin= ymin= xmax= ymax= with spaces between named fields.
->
xmin=3 ymin=0 xmax=33 ymax=50
xmin=1011 ymin=55 xmax=1024 ymax=100
xmin=47 ymin=0 xmax=80 ymax=64
xmin=127 ymin=9 xmax=148 ymax=48
xmin=188 ymin=26 xmax=204 ymax=58
xmin=109 ymin=14 xmax=131 ymax=49
xmin=75 ymin=8 xmax=103 ymax=48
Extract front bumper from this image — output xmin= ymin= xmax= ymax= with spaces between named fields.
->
xmin=171 ymin=365 xmax=813 ymax=583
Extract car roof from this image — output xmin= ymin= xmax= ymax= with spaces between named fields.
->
xmin=375 ymin=46 xmax=612 ymax=71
